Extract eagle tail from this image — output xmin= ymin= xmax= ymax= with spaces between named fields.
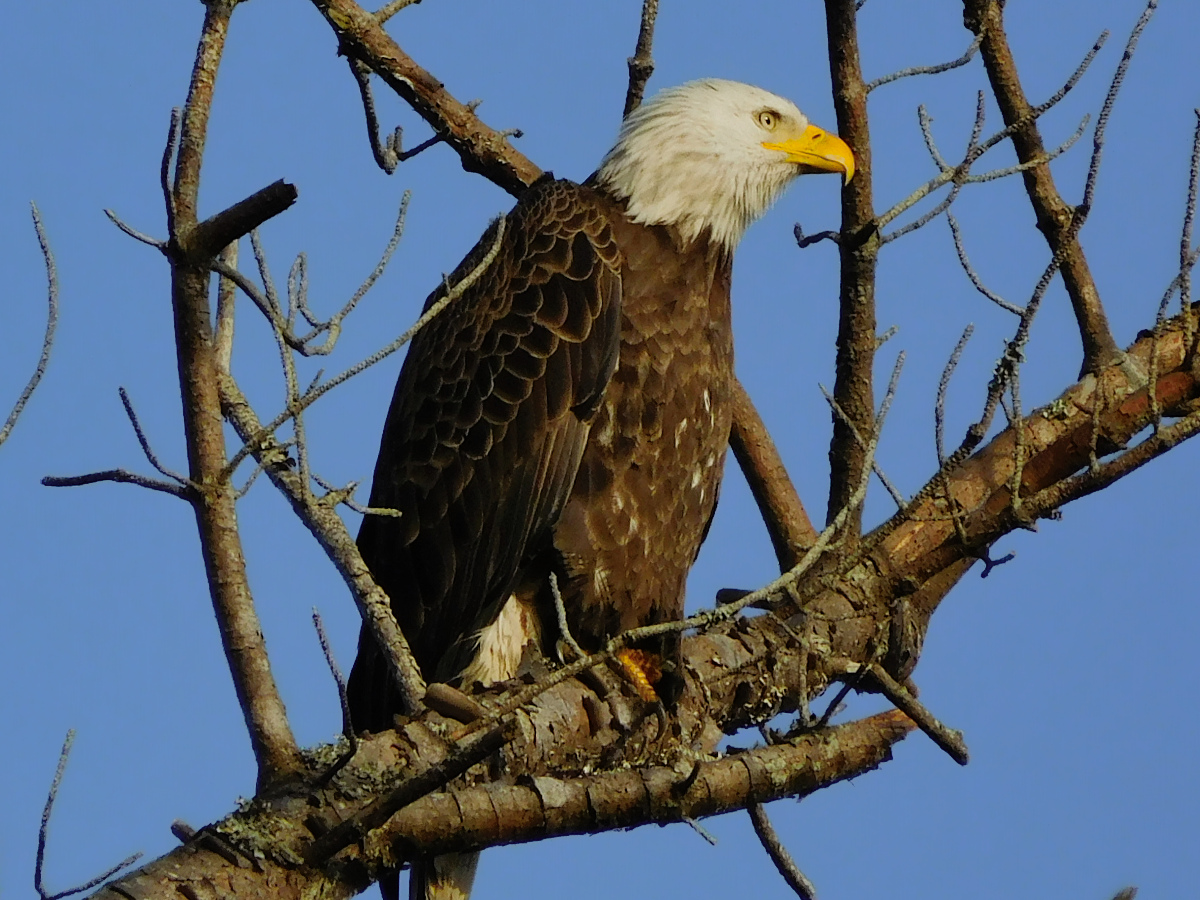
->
xmin=408 ymin=853 xmax=480 ymax=900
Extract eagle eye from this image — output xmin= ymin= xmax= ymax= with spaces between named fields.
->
xmin=756 ymin=109 xmax=780 ymax=131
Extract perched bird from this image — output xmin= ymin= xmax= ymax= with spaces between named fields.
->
xmin=347 ymin=78 xmax=853 ymax=900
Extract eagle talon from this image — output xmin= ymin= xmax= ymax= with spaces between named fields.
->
xmin=617 ymin=648 xmax=664 ymax=703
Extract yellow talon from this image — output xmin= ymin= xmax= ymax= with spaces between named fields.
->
xmin=617 ymin=649 xmax=663 ymax=703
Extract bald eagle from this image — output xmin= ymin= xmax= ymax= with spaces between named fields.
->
xmin=347 ymin=79 xmax=853 ymax=900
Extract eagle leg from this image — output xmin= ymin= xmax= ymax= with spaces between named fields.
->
xmin=616 ymin=648 xmax=664 ymax=703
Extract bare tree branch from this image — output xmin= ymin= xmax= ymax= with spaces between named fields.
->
xmin=623 ymin=0 xmax=659 ymax=117
xmin=90 ymin=712 xmax=915 ymax=900
xmin=729 ymin=379 xmax=819 ymax=568
xmin=42 ymin=469 xmax=193 ymax=500
xmin=168 ymin=0 xmax=303 ymax=787
xmin=307 ymin=0 xmax=541 ymax=196
xmin=37 ymin=731 xmax=141 ymax=900
xmin=963 ymin=0 xmax=1153 ymax=374
xmin=865 ymin=31 xmax=982 ymax=93
xmin=2 ymin=205 xmax=59 ymax=451
xmin=748 ymin=803 xmax=818 ymax=900
xmin=312 ymin=608 xmax=358 ymax=767
xmin=375 ymin=0 xmax=421 ymax=24
xmin=823 ymin=0 xmax=879 ymax=536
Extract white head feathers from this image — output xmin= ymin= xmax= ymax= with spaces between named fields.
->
xmin=596 ymin=79 xmax=847 ymax=251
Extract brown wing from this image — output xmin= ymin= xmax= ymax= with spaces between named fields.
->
xmin=348 ymin=179 xmax=622 ymax=730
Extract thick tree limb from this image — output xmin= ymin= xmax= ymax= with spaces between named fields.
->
xmin=89 ymin=712 xmax=913 ymax=900
xmin=823 ymin=0 xmax=879 ymax=535
xmin=169 ymin=0 xmax=303 ymax=787
xmin=729 ymin=379 xmax=819 ymax=568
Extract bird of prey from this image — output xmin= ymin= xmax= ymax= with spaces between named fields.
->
xmin=346 ymin=78 xmax=853 ymax=900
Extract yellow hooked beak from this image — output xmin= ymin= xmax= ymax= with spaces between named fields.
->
xmin=764 ymin=123 xmax=855 ymax=184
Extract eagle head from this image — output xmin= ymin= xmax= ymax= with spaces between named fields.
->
xmin=595 ymin=79 xmax=854 ymax=251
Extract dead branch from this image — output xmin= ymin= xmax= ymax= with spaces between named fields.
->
xmin=218 ymin=372 xmax=427 ymax=716
xmin=748 ymin=803 xmax=818 ymax=900
xmin=623 ymin=0 xmax=660 ymax=117
xmin=307 ymin=0 xmax=541 ymax=196
xmin=865 ymin=31 xmax=982 ymax=93
xmin=88 ymin=712 xmax=914 ymax=900
xmin=963 ymin=0 xmax=1157 ymax=374
xmin=42 ymin=469 xmax=193 ymax=500
xmin=729 ymin=379 xmax=819 ymax=568
xmin=2 ymin=205 xmax=58 ymax=451
xmin=823 ymin=0 xmax=878 ymax=536
xmin=168 ymin=0 xmax=302 ymax=787
xmin=37 ymin=731 xmax=141 ymax=900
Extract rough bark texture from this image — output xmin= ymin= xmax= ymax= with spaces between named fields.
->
xmin=824 ymin=0 xmax=879 ymax=535
xmin=91 ymin=713 xmax=913 ymax=900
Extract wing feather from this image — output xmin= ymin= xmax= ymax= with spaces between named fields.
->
xmin=348 ymin=180 xmax=622 ymax=726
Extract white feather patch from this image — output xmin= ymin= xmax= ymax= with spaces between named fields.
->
xmin=596 ymin=79 xmax=811 ymax=251
xmin=460 ymin=593 xmax=541 ymax=687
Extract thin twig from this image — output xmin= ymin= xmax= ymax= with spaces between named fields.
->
xmin=820 ymin=387 xmax=906 ymax=510
xmin=814 ymin=680 xmax=856 ymax=730
xmin=311 ymin=471 xmax=403 ymax=516
xmin=748 ymin=803 xmax=818 ymax=900
xmin=550 ymin=572 xmax=585 ymax=660
xmin=375 ymin=0 xmax=421 ymax=23
xmin=862 ymin=663 xmax=968 ymax=764
xmin=210 ymin=194 xmax=408 ymax=365
xmin=119 ymin=387 xmax=190 ymax=485
xmin=878 ymin=33 xmax=1106 ymax=235
xmin=936 ymin=325 xmax=975 ymax=467
xmin=2 ymin=205 xmax=59 ymax=451
xmin=1009 ymin=362 xmax=1027 ymax=515
xmin=1079 ymin=1 xmax=1158 ymax=216
xmin=1181 ymin=109 xmax=1200 ymax=354
xmin=103 ymin=209 xmax=166 ymax=249
xmin=866 ymin=31 xmax=982 ymax=93
xmin=947 ymin=214 xmax=1024 ymax=315
xmin=793 ymin=224 xmax=840 ymax=249
xmin=313 ymin=609 xmax=358 ymax=754
xmin=225 ymin=213 xmax=506 ymax=478
xmin=215 ymin=242 xmax=238 ymax=374
xmin=42 ymin=469 xmax=193 ymax=499
xmin=161 ymin=108 xmax=180 ymax=243
xmin=348 ymin=58 xmax=402 ymax=174
xmin=36 ymin=731 xmax=142 ymax=900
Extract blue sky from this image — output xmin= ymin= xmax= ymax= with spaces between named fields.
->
xmin=2 ymin=1 xmax=1198 ymax=898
